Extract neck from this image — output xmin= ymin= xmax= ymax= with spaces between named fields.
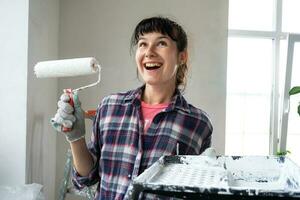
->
xmin=142 ymin=84 xmax=176 ymax=105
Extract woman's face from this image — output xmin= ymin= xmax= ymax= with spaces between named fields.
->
xmin=135 ymin=32 xmax=184 ymax=89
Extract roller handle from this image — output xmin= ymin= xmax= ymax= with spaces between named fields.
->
xmin=62 ymin=89 xmax=74 ymax=132
xmin=62 ymin=89 xmax=96 ymax=132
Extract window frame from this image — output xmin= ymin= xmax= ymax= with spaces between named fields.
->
xmin=227 ymin=0 xmax=289 ymax=155
xmin=279 ymin=34 xmax=300 ymax=152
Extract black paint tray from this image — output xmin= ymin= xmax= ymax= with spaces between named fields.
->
xmin=130 ymin=155 xmax=300 ymax=199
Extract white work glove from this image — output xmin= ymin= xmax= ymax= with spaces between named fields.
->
xmin=51 ymin=90 xmax=86 ymax=142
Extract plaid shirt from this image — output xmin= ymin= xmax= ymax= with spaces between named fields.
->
xmin=72 ymin=86 xmax=213 ymax=200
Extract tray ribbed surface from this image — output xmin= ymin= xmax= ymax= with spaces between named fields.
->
xmin=150 ymin=164 xmax=228 ymax=187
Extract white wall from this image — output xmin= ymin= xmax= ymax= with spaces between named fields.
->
xmin=27 ymin=0 xmax=59 ymax=199
xmin=57 ymin=0 xmax=228 ymax=199
xmin=0 ymin=0 xmax=59 ymax=199
xmin=0 ymin=0 xmax=29 ymax=186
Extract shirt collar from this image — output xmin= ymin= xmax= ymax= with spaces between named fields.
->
xmin=124 ymin=85 xmax=190 ymax=114
xmin=167 ymin=88 xmax=191 ymax=114
xmin=123 ymin=85 xmax=144 ymax=104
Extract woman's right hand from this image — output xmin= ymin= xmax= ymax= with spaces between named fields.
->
xmin=51 ymin=90 xmax=86 ymax=142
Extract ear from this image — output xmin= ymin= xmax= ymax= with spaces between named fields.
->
xmin=178 ymin=49 xmax=188 ymax=64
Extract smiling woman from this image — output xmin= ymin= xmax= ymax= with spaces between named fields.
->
xmin=50 ymin=16 xmax=213 ymax=200
xmin=134 ymin=32 xmax=185 ymax=104
xmin=131 ymin=17 xmax=188 ymax=94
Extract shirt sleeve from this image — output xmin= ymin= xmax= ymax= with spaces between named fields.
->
xmin=199 ymin=117 xmax=213 ymax=154
xmin=72 ymin=104 xmax=103 ymax=189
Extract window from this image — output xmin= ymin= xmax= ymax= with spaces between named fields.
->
xmin=229 ymin=0 xmax=274 ymax=31
xmin=282 ymin=0 xmax=300 ymax=33
xmin=226 ymin=0 xmax=300 ymax=164
xmin=285 ymin=43 xmax=300 ymax=164
xmin=226 ymin=38 xmax=272 ymax=155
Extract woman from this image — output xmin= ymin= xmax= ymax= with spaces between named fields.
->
xmin=52 ymin=16 xmax=213 ymax=199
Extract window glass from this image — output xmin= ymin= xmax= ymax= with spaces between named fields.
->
xmin=286 ymin=43 xmax=300 ymax=165
xmin=282 ymin=0 xmax=300 ymax=33
xmin=229 ymin=0 xmax=274 ymax=31
xmin=227 ymin=38 xmax=273 ymax=94
xmin=226 ymin=37 xmax=273 ymax=155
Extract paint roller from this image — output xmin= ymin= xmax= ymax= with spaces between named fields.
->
xmin=34 ymin=57 xmax=101 ymax=121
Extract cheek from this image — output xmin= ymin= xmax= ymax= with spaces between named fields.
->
xmin=135 ymin=56 xmax=144 ymax=76
xmin=167 ymin=49 xmax=179 ymax=63
xmin=170 ymin=54 xmax=179 ymax=69
xmin=135 ymin=52 xmax=142 ymax=67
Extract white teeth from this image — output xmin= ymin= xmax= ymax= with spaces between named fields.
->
xmin=145 ymin=63 xmax=161 ymax=67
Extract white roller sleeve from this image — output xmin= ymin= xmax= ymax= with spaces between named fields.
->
xmin=34 ymin=57 xmax=99 ymax=78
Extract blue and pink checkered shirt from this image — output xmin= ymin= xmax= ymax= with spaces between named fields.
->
xmin=72 ymin=86 xmax=213 ymax=199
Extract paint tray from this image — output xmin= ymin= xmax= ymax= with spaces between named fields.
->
xmin=130 ymin=155 xmax=300 ymax=199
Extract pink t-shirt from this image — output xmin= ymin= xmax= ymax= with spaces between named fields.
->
xmin=141 ymin=101 xmax=169 ymax=132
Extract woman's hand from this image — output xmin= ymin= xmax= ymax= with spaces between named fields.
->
xmin=51 ymin=90 xmax=86 ymax=142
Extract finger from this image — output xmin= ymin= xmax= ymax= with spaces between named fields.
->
xmin=60 ymin=93 xmax=70 ymax=102
xmin=54 ymin=112 xmax=76 ymax=124
xmin=54 ymin=113 xmax=64 ymax=124
xmin=58 ymin=108 xmax=70 ymax=119
xmin=64 ymin=114 xmax=76 ymax=122
xmin=51 ymin=120 xmax=63 ymax=132
xmin=58 ymin=100 xmax=74 ymax=114
xmin=62 ymin=120 xmax=73 ymax=128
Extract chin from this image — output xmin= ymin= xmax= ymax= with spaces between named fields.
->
xmin=144 ymin=80 xmax=161 ymax=86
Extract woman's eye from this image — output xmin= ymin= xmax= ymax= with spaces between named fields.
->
xmin=158 ymin=41 xmax=167 ymax=47
xmin=138 ymin=42 xmax=146 ymax=48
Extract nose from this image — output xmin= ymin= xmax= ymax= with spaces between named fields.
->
xmin=145 ymin=45 xmax=156 ymax=58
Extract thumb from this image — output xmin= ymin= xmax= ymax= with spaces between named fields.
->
xmin=72 ymin=91 xmax=81 ymax=108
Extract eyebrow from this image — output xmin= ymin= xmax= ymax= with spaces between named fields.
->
xmin=138 ymin=36 xmax=169 ymax=41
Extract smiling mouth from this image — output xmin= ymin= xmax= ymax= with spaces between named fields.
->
xmin=144 ymin=63 xmax=162 ymax=70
